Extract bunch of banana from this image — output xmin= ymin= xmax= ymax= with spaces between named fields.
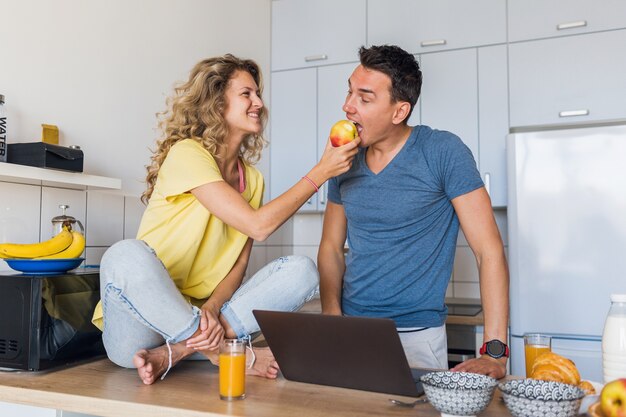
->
xmin=0 ymin=227 xmax=86 ymax=259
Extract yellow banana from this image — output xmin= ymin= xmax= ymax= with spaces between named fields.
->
xmin=36 ymin=231 xmax=85 ymax=259
xmin=0 ymin=228 xmax=73 ymax=259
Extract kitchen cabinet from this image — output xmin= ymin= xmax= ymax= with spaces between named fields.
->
xmin=0 ymin=182 xmax=41 ymax=271
xmin=420 ymin=49 xmax=478 ymax=159
xmin=269 ymin=68 xmax=318 ymax=211
xmin=367 ymin=0 xmax=506 ymax=54
xmin=477 ymin=45 xmax=508 ymax=207
xmin=420 ymin=45 xmax=508 ymax=207
xmin=509 ymin=29 xmax=626 ymax=128
xmin=124 ymin=196 xmax=144 ymax=239
xmin=271 ymin=0 xmax=365 ymax=71
xmin=271 ymin=63 xmax=367 ymax=212
xmin=508 ymin=0 xmax=626 ymax=43
xmin=316 ymin=62 xmax=361 ymax=210
xmin=86 ymin=191 xmax=124 ymax=246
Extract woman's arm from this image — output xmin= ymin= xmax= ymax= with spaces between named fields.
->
xmin=191 ymin=139 xmax=359 ymax=241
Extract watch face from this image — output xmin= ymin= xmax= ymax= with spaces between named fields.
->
xmin=487 ymin=340 xmax=505 ymax=357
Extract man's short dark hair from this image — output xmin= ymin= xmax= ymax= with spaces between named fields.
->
xmin=358 ymin=45 xmax=422 ymax=122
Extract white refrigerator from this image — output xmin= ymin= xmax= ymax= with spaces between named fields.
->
xmin=507 ymin=122 xmax=626 ymax=382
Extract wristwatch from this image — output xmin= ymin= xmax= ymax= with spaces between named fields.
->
xmin=479 ymin=339 xmax=510 ymax=359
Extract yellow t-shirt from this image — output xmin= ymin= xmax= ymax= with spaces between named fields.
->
xmin=92 ymin=139 xmax=264 ymax=330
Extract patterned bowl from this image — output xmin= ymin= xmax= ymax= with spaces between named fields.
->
xmin=498 ymin=379 xmax=586 ymax=417
xmin=420 ymin=371 xmax=498 ymax=416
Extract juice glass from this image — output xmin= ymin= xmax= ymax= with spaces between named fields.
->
xmin=524 ymin=333 xmax=551 ymax=377
xmin=219 ymin=339 xmax=246 ymax=400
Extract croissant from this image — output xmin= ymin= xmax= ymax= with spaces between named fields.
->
xmin=577 ymin=380 xmax=596 ymax=395
xmin=530 ymin=352 xmax=581 ymax=386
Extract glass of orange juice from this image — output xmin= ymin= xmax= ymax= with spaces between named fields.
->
xmin=524 ymin=333 xmax=552 ymax=377
xmin=219 ymin=339 xmax=246 ymax=400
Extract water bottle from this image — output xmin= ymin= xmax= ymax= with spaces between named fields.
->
xmin=0 ymin=94 xmax=7 ymax=162
xmin=602 ymin=293 xmax=626 ymax=383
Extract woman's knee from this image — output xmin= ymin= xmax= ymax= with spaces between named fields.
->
xmin=100 ymin=239 xmax=161 ymax=287
xmin=283 ymin=255 xmax=319 ymax=288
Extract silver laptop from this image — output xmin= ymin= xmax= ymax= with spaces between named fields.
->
xmin=252 ymin=309 xmax=427 ymax=397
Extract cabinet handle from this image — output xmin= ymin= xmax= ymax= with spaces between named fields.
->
xmin=304 ymin=54 xmax=328 ymax=62
xmin=420 ymin=39 xmax=446 ymax=47
xmin=484 ymin=172 xmax=491 ymax=196
xmin=557 ymin=20 xmax=587 ymax=31
xmin=319 ymin=182 xmax=327 ymax=206
xmin=559 ymin=109 xmax=589 ymax=118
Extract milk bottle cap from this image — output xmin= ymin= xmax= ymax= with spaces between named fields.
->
xmin=610 ymin=294 xmax=626 ymax=303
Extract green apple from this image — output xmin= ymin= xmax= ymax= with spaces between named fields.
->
xmin=601 ymin=378 xmax=626 ymax=417
xmin=329 ymin=120 xmax=358 ymax=147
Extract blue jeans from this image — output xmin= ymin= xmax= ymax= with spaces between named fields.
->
xmin=100 ymin=239 xmax=318 ymax=368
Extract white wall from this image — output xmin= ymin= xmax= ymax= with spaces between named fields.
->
xmin=0 ymin=0 xmax=271 ymax=197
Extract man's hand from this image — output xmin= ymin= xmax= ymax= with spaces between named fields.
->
xmin=451 ymin=356 xmax=507 ymax=379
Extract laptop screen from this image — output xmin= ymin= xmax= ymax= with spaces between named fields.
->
xmin=253 ymin=310 xmax=426 ymax=397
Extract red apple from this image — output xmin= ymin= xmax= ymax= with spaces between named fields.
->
xmin=601 ymin=378 xmax=626 ymax=417
xmin=329 ymin=120 xmax=358 ymax=147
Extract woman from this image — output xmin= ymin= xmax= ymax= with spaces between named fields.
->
xmin=92 ymin=55 xmax=359 ymax=385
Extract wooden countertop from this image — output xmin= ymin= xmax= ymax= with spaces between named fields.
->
xmin=0 ymin=358 xmax=514 ymax=417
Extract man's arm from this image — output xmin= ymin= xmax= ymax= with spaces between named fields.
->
xmin=450 ymin=187 xmax=510 ymax=378
xmin=318 ymin=202 xmax=348 ymax=315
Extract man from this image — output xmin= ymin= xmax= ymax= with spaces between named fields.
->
xmin=317 ymin=45 xmax=509 ymax=378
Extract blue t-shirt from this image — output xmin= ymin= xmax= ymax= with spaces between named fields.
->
xmin=327 ymin=125 xmax=484 ymax=328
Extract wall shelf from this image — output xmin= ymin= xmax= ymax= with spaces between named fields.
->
xmin=0 ymin=162 xmax=121 ymax=190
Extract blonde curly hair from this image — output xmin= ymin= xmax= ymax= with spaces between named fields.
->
xmin=142 ymin=54 xmax=268 ymax=204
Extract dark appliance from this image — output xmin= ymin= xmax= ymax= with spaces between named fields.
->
xmin=445 ymin=304 xmax=482 ymax=368
xmin=0 ymin=269 xmax=104 ymax=371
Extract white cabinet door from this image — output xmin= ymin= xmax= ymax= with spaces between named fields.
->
xmin=0 ymin=182 xmax=41 ymax=271
xmin=123 ymin=195 xmax=145 ymax=239
xmin=368 ymin=0 xmax=506 ymax=54
xmin=86 ymin=191 xmax=124 ymax=246
xmin=478 ymin=45 xmax=508 ymax=207
xmin=0 ymin=402 xmax=56 ymax=417
xmin=317 ymin=62 xmax=358 ymax=210
xmin=270 ymin=68 xmax=318 ymax=212
xmin=420 ymin=49 xmax=478 ymax=159
xmin=271 ymin=0 xmax=366 ymax=71
xmin=509 ymin=29 xmax=626 ymax=128
xmin=508 ymin=0 xmax=626 ymax=43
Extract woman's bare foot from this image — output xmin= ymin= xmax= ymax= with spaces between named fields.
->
xmin=246 ymin=346 xmax=280 ymax=379
xmin=133 ymin=339 xmax=203 ymax=385
xmin=132 ymin=346 xmax=171 ymax=385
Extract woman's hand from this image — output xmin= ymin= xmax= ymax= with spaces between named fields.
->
xmin=186 ymin=302 xmax=225 ymax=351
xmin=316 ymin=137 xmax=360 ymax=179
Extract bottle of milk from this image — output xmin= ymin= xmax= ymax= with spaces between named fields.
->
xmin=602 ymin=294 xmax=626 ymax=383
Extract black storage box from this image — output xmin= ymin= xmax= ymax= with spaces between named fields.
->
xmin=0 ymin=270 xmax=104 ymax=371
xmin=7 ymin=142 xmax=84 ymax=172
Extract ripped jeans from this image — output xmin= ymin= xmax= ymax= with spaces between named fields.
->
xmin=100 ymin=239 xmax=319 ymax=369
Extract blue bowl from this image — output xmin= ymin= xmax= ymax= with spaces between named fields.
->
xmin=4 ymin=258 xmax=85 ymax=274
